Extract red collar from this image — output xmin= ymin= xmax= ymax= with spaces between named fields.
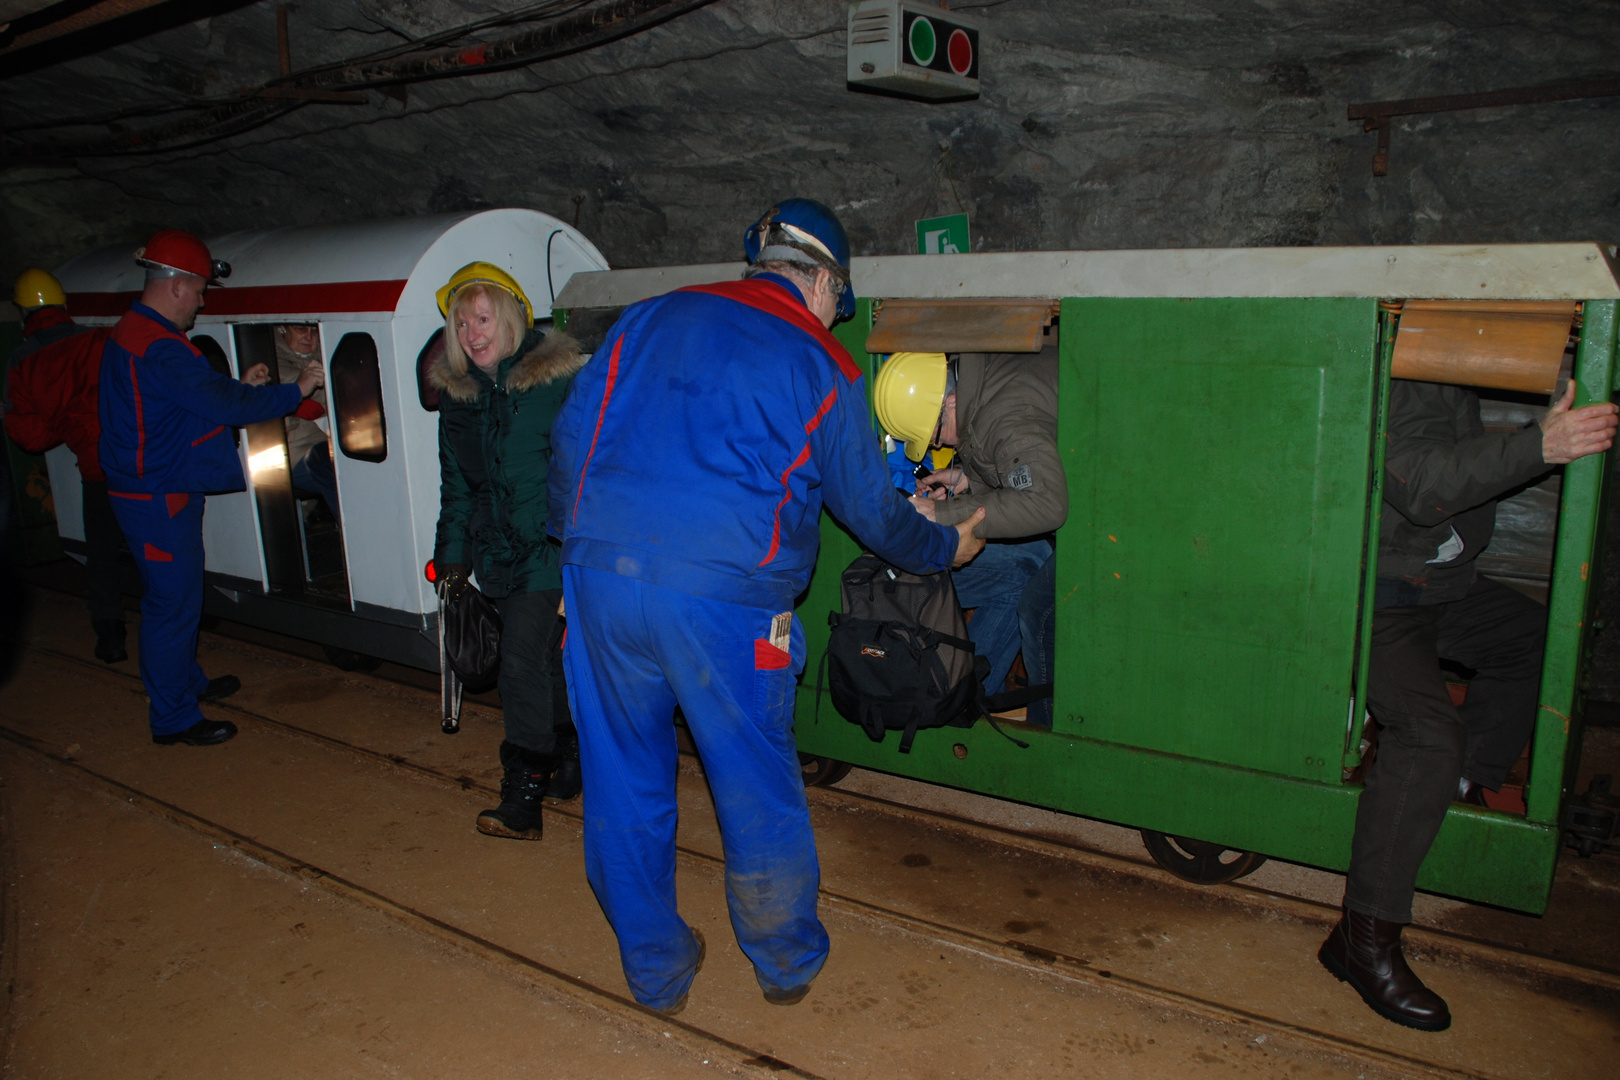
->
xmin=678 ymin=278 xmax=862 ymax=383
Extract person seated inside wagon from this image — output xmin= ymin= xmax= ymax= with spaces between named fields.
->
xmin=273 ymin=323 xmax=338 ymax=520
xmin=873 ymin=350 xmax=1066 ymax=725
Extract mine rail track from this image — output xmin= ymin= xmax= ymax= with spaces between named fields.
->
xmin=8 ymin=632 xmax=1620 ymax=1080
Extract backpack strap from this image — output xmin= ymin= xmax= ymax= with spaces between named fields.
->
xmin=898 ymin=705 xmax=923 ymax=754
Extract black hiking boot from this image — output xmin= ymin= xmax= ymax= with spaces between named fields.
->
xmin=1318 ymin=908 xmax=1451 ymax=1031
xmin=547 ymin=724 xmax=582 ymax=802
xmin=476 ymin=741 xmax=555 ymax=840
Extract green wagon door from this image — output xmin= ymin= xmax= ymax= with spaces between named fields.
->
xmin=1057 ymin=298 xmax=1380 ymax=786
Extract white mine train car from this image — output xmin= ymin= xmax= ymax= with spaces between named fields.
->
xmin=50 ymin=209 xmax=608 ymax=669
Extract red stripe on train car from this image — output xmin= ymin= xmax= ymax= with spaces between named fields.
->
xmin=65 ymin=279 xmax=410 ymax=319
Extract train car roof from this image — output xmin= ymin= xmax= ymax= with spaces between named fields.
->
xmin=55 ymin=208 xmax=607 ymax=322
xmin=555 ymin=242 xmax=1620 ymax=309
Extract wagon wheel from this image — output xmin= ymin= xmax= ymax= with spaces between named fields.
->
xmin=799 ymin=753 xmax=853 ymax=787
xmin=1140 ymin=831 xmax=1267 ymax=885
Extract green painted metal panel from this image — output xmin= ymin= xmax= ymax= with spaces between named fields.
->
xmin=1528 ymin=301 xmax=1616 ymax=824
xmin=794 ymin=686 xmax=1558 ymax=912
xmin=1054 ymin=298 xmax=1379 ymax=783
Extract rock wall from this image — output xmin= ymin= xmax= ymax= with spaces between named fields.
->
xmin=7 ymin=0 xmax=1620 ymax=695
xmin=3 ymin=0 xmax=1618 ymax=281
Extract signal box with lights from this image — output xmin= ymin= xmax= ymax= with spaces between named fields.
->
xmin=847 ymin=1 xmax=981 ymax=100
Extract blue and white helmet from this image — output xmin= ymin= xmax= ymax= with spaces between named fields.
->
xmin=744 ymin=198 xmax=855 ymax=320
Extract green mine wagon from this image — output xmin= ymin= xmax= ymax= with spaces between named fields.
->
xmin=555 ymin=243 xmax=1620 ymax=914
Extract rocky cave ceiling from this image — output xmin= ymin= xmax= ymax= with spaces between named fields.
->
xmin=1 ymin=0 xmax=1617 ymax=281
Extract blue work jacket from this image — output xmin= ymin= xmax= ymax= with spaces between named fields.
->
xmin=99 ymin=302 xmax=302 ymax=495
xmin=548 ymin=274 xmax=957 ymax=613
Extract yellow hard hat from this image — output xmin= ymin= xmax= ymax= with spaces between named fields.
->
xmin=872 ymin=352 xmax=948 ymax=462
xmin=436 ymin=262 xmax=533 ymax=324
xmin=13 ymin=267 xmax=66 ymax=309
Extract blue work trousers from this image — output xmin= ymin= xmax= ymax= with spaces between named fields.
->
xmin=953 ymin=538 xmax=1053 ymax=697
xmin=109 ymin=491 xmax=211 ymax=736
xmin=561 ymin=564 xmax=828 ymax=1011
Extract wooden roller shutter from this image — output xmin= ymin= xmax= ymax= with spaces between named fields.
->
xmin=1390 ymin=300 xmax=1579 ymax=393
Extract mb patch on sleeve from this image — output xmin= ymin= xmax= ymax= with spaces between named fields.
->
xmin=1007 ymin=463 xmax=1033 ymax=490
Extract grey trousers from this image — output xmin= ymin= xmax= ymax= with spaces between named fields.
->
xmin=81 ymin=480 xmax=127 ymax=623
xmin=1345 ymin=575 xmax=1545 ymax=923
xmin=494 ymin=587 xmax=569 ymax=755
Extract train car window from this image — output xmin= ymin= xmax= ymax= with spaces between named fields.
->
xmin=331 ymin=332 xmax=388 ymax=463
xmin=416 ymin=328 xmax=444 ymax=412
xmin=191 ymin=334 xmax=232 ymax=378
xmin=232 ymin=323 xmax=279 ymax=382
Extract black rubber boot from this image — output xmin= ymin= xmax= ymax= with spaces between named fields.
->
xmin=1318 ymin=909 xmax=1451 ymax=1031
xmin=476 ymin=741 xmax=555 ymax=840
xmin=547 ymin=724 xmax=582 ymax=802
xmin=93 ymin=619 xmax=128 ymax=664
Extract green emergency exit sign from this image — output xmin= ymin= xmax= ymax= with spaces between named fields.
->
xmin=915 ymin=213 xmax=970 ymax=254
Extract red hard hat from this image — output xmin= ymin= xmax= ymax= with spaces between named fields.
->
xmin=134 ymin=229 xmax=231 ymax=285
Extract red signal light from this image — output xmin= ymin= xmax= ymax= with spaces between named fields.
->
xmin=947 ymin=28 xmax=972 ymax=76
xmin=424 ymin=559 xmax=437 ymax=583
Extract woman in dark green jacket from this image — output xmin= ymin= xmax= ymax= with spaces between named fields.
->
xmin=430 ymin=262 xmax=585 ymax=840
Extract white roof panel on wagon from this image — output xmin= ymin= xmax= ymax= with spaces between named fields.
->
xmin=556 ymin=242 xmax=1620 ymax=310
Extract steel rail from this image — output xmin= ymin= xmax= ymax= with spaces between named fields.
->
xmin=0 ymin=725 xmax=822 ymax=1080
xmin=27 ymin=627 xmax=1620 ymax=996
xmin=103 ymin=618 xmax=1620 ymax=993
xmin=0 ymin=706 xmax=1487 ymax=1080
xmin=12 ymin=641 xmax=1609 ymax=1080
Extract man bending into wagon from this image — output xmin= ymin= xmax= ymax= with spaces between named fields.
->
xmin=1321 ymin=375 xmax=1617 ymax=1031
xmin=871 ymin=349 xmax=1067 ymax=724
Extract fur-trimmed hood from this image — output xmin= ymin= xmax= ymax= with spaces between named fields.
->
xmin=428 ymin=329 xmax=585 ymax=403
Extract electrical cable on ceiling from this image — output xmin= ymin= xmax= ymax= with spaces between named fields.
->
xmin=3 ymin=0 xmax=716 ymax=158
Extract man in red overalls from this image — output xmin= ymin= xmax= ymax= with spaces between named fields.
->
xmin=5 ymin=268 xmax=123 ymax=661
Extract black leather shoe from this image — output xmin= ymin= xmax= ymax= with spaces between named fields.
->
xmin=1319 ymin=910 xmax=1450 ymax=1031
xmin=152 ymin=718 xmax=238 ymax=746
xmin=1456 ymin=777 xmax=1490 ymax=806
xmin=651 ymin=928 xmax=706 ymax=1017
xmin=197 ymin=675 xmax=241 ymax=703
xmin=93 ymin=619 xmax=127 ymax=664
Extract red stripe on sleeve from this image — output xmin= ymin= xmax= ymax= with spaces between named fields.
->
xmin=129 ymin=357 xmax=146 ymax=478
xmin=571 ymin=334 xmax=625 ymax=528
xmin=757 ymin=385 xmax=839 ymax=568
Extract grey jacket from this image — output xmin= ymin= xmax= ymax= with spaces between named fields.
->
xmin=934 ymin=348 xmax=1068 ymax=540
xmin=1378 ymin=379 xmax=1548 ymax=605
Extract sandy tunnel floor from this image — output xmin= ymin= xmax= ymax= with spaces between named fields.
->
xmin=2 ymin=585 xmax=1617 ymax=1079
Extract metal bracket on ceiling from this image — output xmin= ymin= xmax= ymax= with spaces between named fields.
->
xmin=1348 ymin=75 xmax=1620 ymax=177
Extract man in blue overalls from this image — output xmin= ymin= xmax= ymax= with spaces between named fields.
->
xmin=100 ymin=230 xmax=324 ymax=746
xmin=549 ymin=199 xmax=986 ymax=1014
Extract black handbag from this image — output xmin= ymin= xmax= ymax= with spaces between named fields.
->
xmin=440 ymin=574 xmax=503 ymax=685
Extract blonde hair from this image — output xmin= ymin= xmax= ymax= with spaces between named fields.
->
xmin=443 ymin=283 xmax=529 ymax=373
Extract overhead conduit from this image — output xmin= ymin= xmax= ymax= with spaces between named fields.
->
xmin=6 ymin=0 xmax=716 ymax=158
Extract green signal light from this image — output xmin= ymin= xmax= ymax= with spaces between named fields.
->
xmin=908 ymin=16 xmax=936 ymax=65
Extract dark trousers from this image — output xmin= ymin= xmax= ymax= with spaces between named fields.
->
xmin=1346 ymin=575 xmax=1546 ymax=922
xmin=494 ymin=587 xmax=568 ymax=755
xmin=81 ymin=479 xmax=126 ymax=623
